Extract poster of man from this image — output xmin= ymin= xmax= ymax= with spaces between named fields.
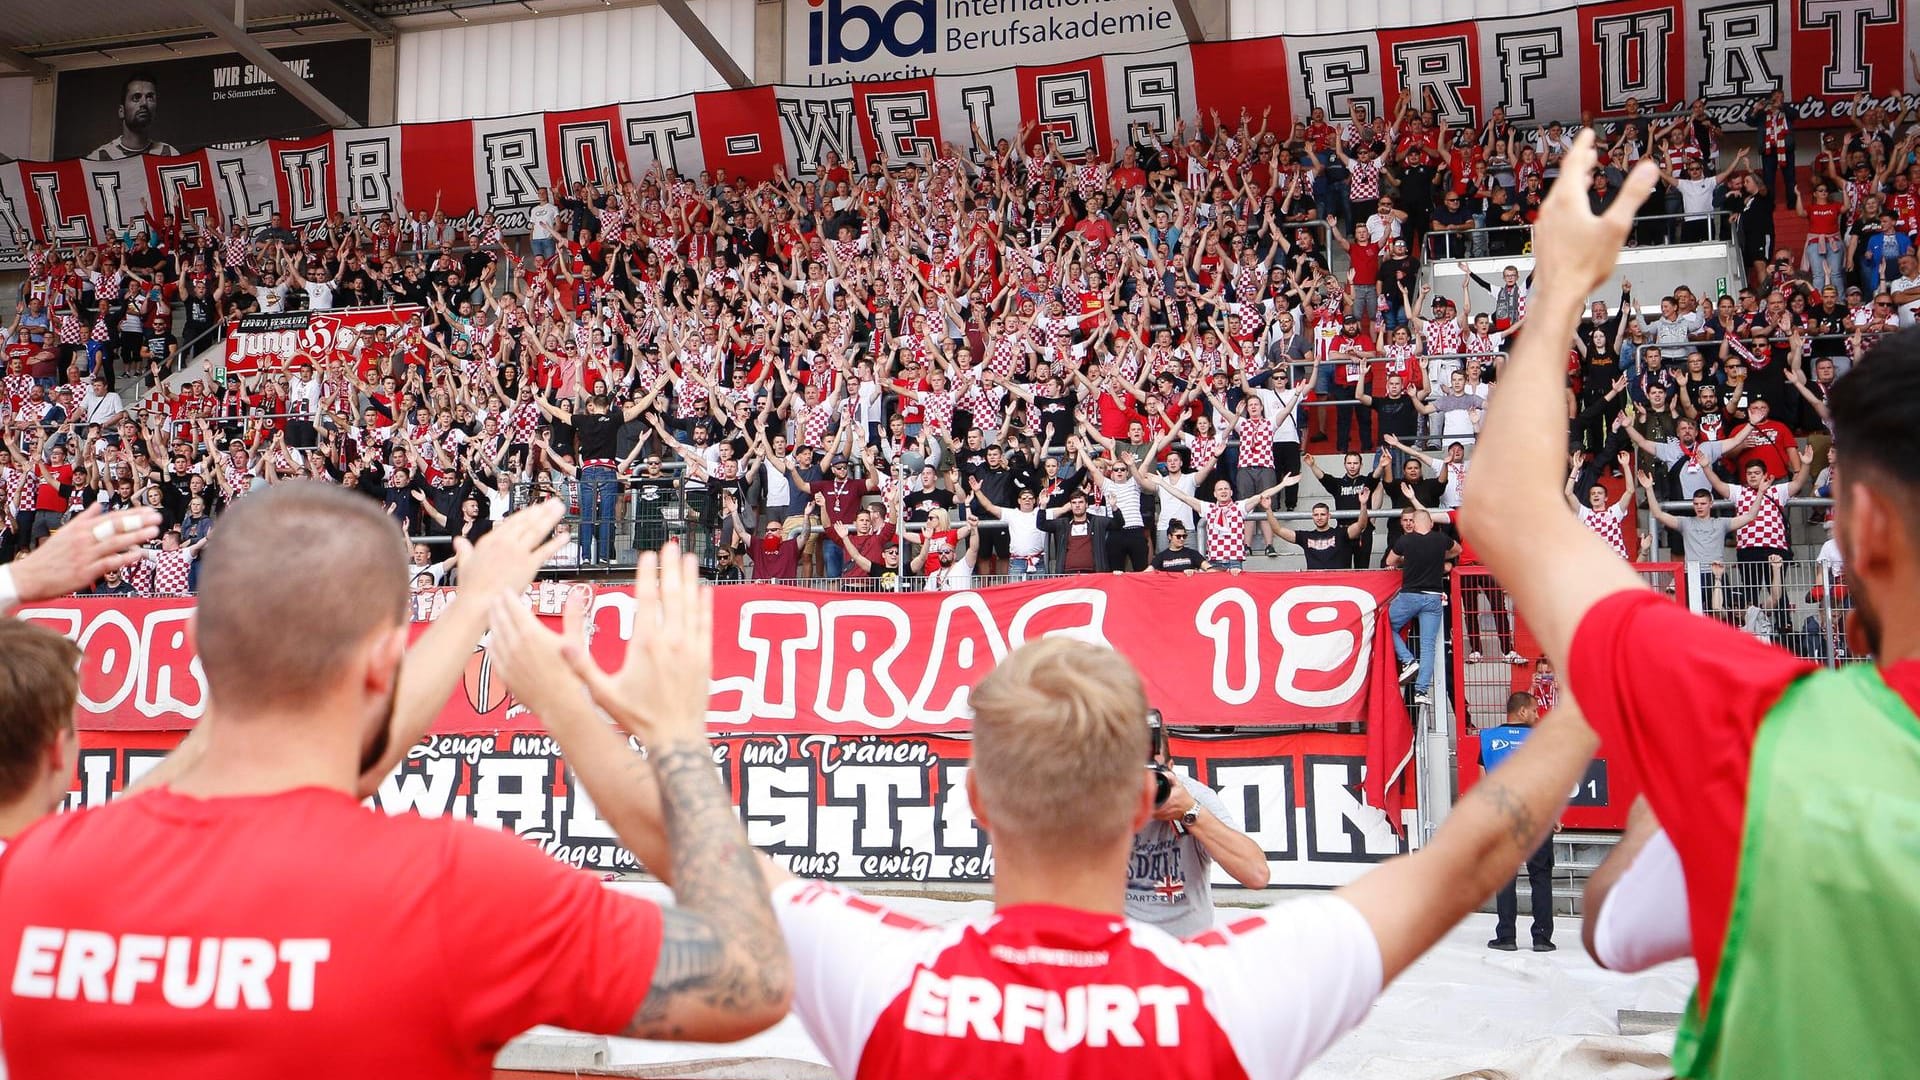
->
xmin=54 ymin=41 xmax=370 ymax=160
xmin=87 ymin=72 xmax=180 ymax=160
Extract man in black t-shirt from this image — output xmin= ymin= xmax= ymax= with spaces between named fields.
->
xmin=569 ymin=396 xmax=624 ymax=565
xmin=1272 ymin=501 xmax=1371 ymax=571
xmin=968 ymin=445 xmax=1018 ymax=575
xmin=1357 ymin=374 xmax=1420 ymax=453
xmin=1150 ymin=524 xmax=1205 ymax=573
xmin=903 ymin=465 xmax=955 ymax=526
xmin=1385 ymin=509 xmax=1461 ymax=704
xmin=1307 ymin=452 xmax=1381 ymax=568
xmin=1383 ymin=456 xmax=1445 ymax=552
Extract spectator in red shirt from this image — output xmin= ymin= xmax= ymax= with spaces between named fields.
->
xmin=1727 ymin=398 xmax=1800 ymax=480
xmin=0 ymin=489 xmax=791 ymax=1077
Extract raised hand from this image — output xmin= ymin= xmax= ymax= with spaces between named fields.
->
xmin=1528 ymin=130 xmax=1658 ymax=298
xmin=451 ymin=498 xmax=566 ymax=597
xmin=5 ymin=502 xmax=162 ymax=606
xmin=563 ymin=542 xmax=714 ymax=750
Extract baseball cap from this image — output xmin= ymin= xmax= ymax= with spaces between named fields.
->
xmin=830 ymin=454 xmax=850 ymax=466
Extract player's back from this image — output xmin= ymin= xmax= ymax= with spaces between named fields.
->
xmin=0 ymin=786 xmax=659 ymax=1080
xmin=774 ymin=880 xmax=1381 ymax=1080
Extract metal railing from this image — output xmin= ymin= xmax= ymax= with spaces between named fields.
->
xmin=1684 ymin=557 xmax=1858 ymax=666
xmin=1424 ymin=210 xmax=1733 ymax=262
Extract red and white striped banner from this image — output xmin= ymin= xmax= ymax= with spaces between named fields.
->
xmin=1 ymin=1 xmax=1915 ymax=262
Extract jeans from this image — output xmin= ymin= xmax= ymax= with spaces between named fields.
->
xmin=1352 ymin=285 xmax=1378 ymax=326
xmin=1493 ymin=836 xmax=1556 ymax=946
xmin=578 ymin=466 xmax=619 ymax=563
xmin=1805 ymin=236 xmax=1842 ymax=293
xmin=531 ymin=237 xmax=557 ymax=259
xmin=1389 ymin=590 xmax=1445 ymax=692
xmin=823 ymin=537 xmax=847 ymax=579
xmin=1009 ymin=554 xmax=1047 ymax=580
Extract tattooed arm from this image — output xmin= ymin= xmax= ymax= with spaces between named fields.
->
xmin=483 ymin=543 xmax=792 ymax=1042
xmin=1334 ymin=696 xmax=1598 ymax=985
xmin=623 ymin=738 xmax=792 ymax=1041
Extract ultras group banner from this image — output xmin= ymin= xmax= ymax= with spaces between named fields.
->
xmin=20 ymin=572 xmax=1417 ymax=825
xmin=65 ymin=728 xmax=1409 ymax=888
xmin=223 ymin=305 xmax=424 ymax=376
xmin=3 ymin=0 xmax=1916 ymax=266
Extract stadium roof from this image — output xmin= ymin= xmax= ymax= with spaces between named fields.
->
xmin=0 ymin=0 xmax=657 ymax=68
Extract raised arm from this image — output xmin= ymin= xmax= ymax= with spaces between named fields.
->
xmin=1458 ymin=129 xmax=1657 ymax=666
xmin=1637 ymin=471 xmax=1683 ymax=531
xmin=1339 ymin=691 xmax=1599 ymax=983
xmin=481 ymin=547 xmax=792 ymax=1042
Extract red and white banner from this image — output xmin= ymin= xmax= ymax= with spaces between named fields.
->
xmin=222 ymin=305 xmax=425 ymax=377
xmin=3 ymin=1 xmax=1915 ymax=265
xmin=65 ymin=728 xmax=1409 ymax=887
xmin=22 ymin=572 xmax=1416 ymax=823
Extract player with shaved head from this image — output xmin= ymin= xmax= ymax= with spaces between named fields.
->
xmin=0 ymin=484 xmax=790 ymax=1078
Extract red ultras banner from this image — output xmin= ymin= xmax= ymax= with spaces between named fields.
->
xmin=222 ymin=305 xmax=425 ymax=377
xmin=23 ymin=572 xmax=1408 ymax=735
xmin=22 ymin=573 xmax=1417 ymax=825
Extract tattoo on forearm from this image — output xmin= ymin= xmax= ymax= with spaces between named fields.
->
xmin=1475 ymin=779 xmax=1540 ymax=851
xmin=627 ymin=741 xmax=789 ymax=1040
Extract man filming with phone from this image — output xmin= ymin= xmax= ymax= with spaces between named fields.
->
xmin=1125 ymin=711 xmax=1271 ymax=937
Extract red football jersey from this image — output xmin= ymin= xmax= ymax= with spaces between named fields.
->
xmin=774 ymin=882 xmax=1381 ymax=1079
xmin=0 ymin=787 xmax=661 ymax=1079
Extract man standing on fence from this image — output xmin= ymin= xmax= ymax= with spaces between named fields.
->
xmin=1465 ymin=129 xmax=1920 ymax=1078
xmin=1385 ymin=507 xmax=1458 ymax=706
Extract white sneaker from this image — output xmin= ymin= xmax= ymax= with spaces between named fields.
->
xmin=1467 ymin=651 xmax=1483 ymax=664
xmin=1504 ymin=651 xmax=1527 ymax=665
xmin=1399 ymin=660 xmax=1419 ymax=683
xmin=1413 ymin=689 xmax=1432 ymax=705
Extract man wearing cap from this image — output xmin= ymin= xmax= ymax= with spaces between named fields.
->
xmin=786 ymin=452 xmax=871 ymax=579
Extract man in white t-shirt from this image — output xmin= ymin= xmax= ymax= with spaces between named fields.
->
xmin=501 ymin=606 xmax=1607 ymax=1079
xmin=1887 ymin=253 xmax=1920 ymax=328
xmin=530 ymin=187 xmax=561 ymax=260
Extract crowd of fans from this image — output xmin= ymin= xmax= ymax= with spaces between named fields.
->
xmin=1 ymin=83 xmax=1916 ymax=603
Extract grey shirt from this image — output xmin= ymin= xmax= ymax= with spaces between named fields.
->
xmin=1653 ymin=437 xmax=1725 ymax=497
xmin=1679 ymin=514 xmax=1733 ymax=564
xmin=1125 ymin=774 xmax=1242 ymax=939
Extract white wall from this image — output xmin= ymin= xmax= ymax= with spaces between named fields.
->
xmin=395 ymin=0 xmax=756 ymax=124
xmin=1230 ymin=0 xmax=1570 ymax=36
xmin=0 ymin=79 xmax=36 ymax=160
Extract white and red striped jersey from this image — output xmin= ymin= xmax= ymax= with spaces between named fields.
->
xmin=1203 ymin=499 xmax=1250 ymax=563
xmin=1235 ymin=417 xmax=1276 ymax=468
xmin=1578 ymin=503 xmax=1630 ymax=559
xmin=774 ymin=881 xmax=1379 ymax=1080
xmin=141 ymin=548 xmax=194 ymax=595
xmin=1733 ymin=482 xmax=1791 ymax=549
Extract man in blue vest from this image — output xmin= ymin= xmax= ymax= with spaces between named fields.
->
xmin=1481 ymin=692 xmax=1556 ymax=951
